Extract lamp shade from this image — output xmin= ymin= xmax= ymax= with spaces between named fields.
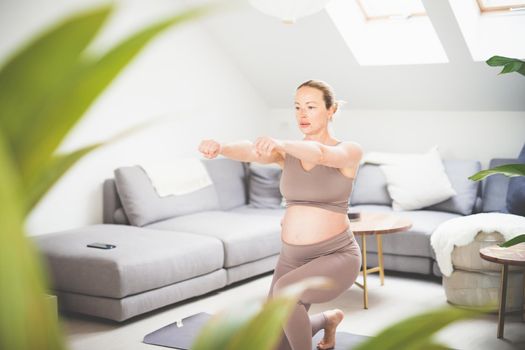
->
xmin=250 ymin=0 xmax=332 ymax=24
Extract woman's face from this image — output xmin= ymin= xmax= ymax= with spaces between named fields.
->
xmin=294 ymin=86 xmax=333 ymax=134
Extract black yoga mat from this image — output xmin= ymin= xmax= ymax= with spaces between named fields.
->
xmin=143 ymin=312 xmax=371 ymax=349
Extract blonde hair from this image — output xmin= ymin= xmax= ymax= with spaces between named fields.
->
xmin=297 ymin=80 xmax=346 ymax=121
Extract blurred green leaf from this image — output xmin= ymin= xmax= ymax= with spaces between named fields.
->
xmin=227 ymin=297 xmax=297 ymax=350
xmin=0 ymin=5 xmax=111 ymax=169
xmin=0 ymin=2 xmax=226 ymax=349
xmin=23 ymin=115 xmax=171 ymax=214
xmin=19 ymin=3 xmax=217 ymax=183
xmin=353 ymin=306 xmax=485 ymax=350
xmin=499 ymin=234 xmax=525 ymax=248
xmin=0 ymin=130 xmax=66 ymax=350
xmin=0 ymin=2 xmax=217 ymax=192
xmin=468 ymin=164 xmax=525 ymax=181
xmin=193 ymin=277 xmax=334 ymax=350
xmin=192 ymin=302 xmax=262 ymax=350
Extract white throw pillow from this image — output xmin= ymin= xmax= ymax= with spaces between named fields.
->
xmin=378 ymin=147 xmax=457 ymax=211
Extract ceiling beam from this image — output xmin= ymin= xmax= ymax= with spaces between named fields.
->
xmin=421 ymin=0 xmax=473 ymax=63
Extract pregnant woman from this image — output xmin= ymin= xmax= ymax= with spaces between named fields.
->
xmin=198 ymin=80 xmax=362 ymax=350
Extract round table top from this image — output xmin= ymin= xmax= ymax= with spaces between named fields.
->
xmin=348 ymin=212 xmax=412 ymax=236
xmin=479 ymin=243 xmax=525 ymax=266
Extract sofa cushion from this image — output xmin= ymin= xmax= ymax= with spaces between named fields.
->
xmin=507 ymin=143 xmax=525 ymax=216
xmin=424 ymin=160 xmax=481 ymax=215
xmin=201 ymin=158 xmax=248 ymax=210
xmin=350 ymin=164 xmax=392 ymax=206
xmin=145 ymin=211 xmax=281 ymax=268
xmin=348 ymin=204 xmax=393 ymax=213
xmin=247 ymin=163 xmax=283 ymax=209
xmin=114 ymin=165 xmax=220 ymax=227
xmin=481 ymin=158 xmax=516 ymax=213
xmin=33 ymin=224 xmax=224 ymax=299
xmin=351 ymin=207 xmax=460 ymax=258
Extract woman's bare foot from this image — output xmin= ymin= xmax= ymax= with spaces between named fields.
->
xmin=316 ymin=309 xmax=344 ymax=349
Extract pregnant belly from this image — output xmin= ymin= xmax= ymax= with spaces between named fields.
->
xmin=280 ymin=205 xmax=350 ymax=245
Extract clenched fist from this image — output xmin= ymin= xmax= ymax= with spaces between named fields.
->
xmin=198 ymin=139 xmax=222 ymax=159
xmin=254 ymin=136 xmax=284 ymax=157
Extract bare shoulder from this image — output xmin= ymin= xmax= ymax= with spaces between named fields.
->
xmin=338 ymin=141 xmax=363 ymax=158
xmin=335 ymin=141 xmax=363 ymax=178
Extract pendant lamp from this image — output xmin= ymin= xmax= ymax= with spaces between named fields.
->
xmin=249 ymin=0 xmax=333 ymax=24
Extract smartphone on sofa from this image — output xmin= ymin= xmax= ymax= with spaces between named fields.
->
xmin=87 ymin=242 xmax=116 ymax=249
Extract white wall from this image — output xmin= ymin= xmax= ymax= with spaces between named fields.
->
xmin=0 ymin=0 xmax=268 ymax=235
xmin=268 ymin=109 xmax=525 ymax=168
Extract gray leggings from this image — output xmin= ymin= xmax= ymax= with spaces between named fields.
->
xmin=267 ymin=226 xmax=362 ymax=350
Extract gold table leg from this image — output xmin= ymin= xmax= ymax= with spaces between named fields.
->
xmin=497 ymin=264 xmax=508 ymax=339
xmin=376 ymin=234 xmax=385 ymax=286
xmin=353 ymin=234 xmax=388 ymax=309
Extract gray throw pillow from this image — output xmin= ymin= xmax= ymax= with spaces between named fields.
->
xmin=201 ymin=158 xmax=248 ymax=210
xmin=247 ymin=164 xmax=283 ymax=209
xmin=424 ymin=159 xmax=481 ymax=215
xmin=506 ymin=143 xmax=525 ymax=216
xmin=350 ymin=164 xmax=392 ymax=206
xmin=114 ymin=165 xmax=220 ymax=227
xmin=481 ymin=158 xmax=516 ymax=213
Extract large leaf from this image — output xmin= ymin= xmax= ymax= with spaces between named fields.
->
xmin=353 ymin=306 xmax=485 ymax=350
xmin=23 ymin=115 xmax=170 ymax=214
xmin=486 ymin=55 xmax=519 ymax=66
xmin=192 ymin=276 xmax=334 ymax=350
xmin=2 ymin=2 xmax=220 ymax=188
xmin=0 ymin=6 xmax=111 ymax=163
xmin=0 ymin=130 xmax=65 ymax=350
xmin=468 ymin=164 xmax=525 ymax=181
xmin=486 ymin=55 xmax=525 ymax=76
xmin=499 ymin=234 xmax=525 ymax=248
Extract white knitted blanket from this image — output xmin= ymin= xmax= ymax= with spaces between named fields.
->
xmin=430 ymin=213 xmax=525 ymax=277
xmin=141 ymin=157 xmax=213 ymax=197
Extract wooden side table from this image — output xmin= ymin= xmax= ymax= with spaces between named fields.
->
xmin=479 ymin=243 xmax=525 ymax=339
xmin=349 ymin=212 xmax=412 ymax=309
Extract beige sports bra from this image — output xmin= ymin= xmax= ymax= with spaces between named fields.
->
xmin=279 ymin=143 xmax=354 ymax=214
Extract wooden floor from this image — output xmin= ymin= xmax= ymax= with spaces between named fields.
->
xmin=60 ymin=271 xmax=525 ymax=350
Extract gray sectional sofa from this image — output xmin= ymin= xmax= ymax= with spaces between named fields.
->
xmin=34 ymin=156 xmax=508 ymax=321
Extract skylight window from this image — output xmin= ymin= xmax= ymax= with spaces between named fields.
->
xmin=448 ymin=0 xmax=525 ymax=61
xmin=326 ymin=0 xmax=448 ymax=65
xmin=357 ymin=0 xmax=425 ymax=20
xmin=477 ymin=0 xmax=525 ymax=13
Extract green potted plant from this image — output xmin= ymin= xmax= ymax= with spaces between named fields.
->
xmin=0 ymin=2 xmax=223 ymax=349
xmin=468 ymin=55 xmax=525 ymax=247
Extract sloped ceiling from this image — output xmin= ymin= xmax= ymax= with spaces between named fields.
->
xmin=199 ymin=0 xmax=525 ymax=111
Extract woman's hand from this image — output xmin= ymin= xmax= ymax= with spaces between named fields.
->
xmin=198 ymin=139 xmax=222 ymax=159
xmin=254 ymin=136 xmax=285 ymax=157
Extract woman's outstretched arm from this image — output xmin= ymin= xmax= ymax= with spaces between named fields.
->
xmin=254 ymin=137 xmax=323 ymax=164
xmin=198 ymin=139 xmax=282 ymax=164
xmin=218 ymin=140 xmax=254 ymax=161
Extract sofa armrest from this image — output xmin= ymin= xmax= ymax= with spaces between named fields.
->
xmin=103 ymin=179 xmax=122 ymax=224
